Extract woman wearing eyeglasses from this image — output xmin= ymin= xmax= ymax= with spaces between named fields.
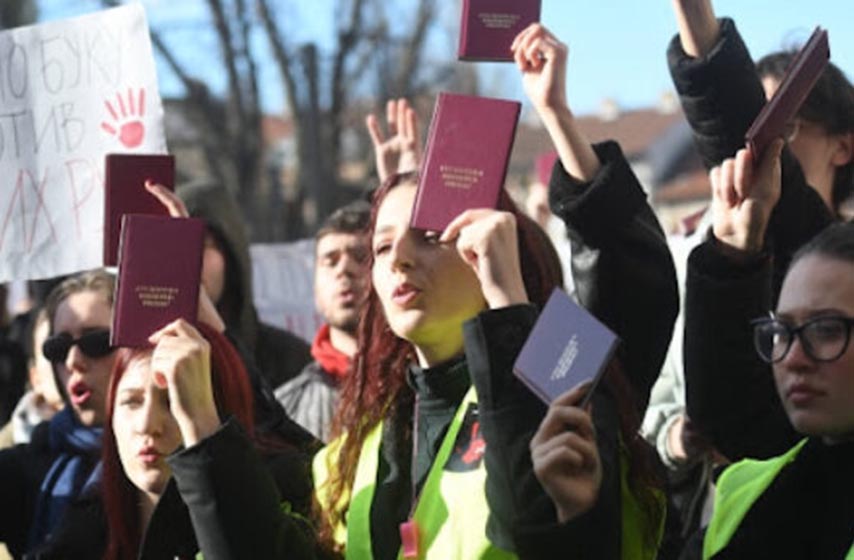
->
xmin=0 ymin=270 xmax=117 ymax=557
xmin=679 ymin=137 xmax=854 ymax=557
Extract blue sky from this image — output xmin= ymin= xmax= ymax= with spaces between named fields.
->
xmin=38 ymin=0 xmax=854 ymax=117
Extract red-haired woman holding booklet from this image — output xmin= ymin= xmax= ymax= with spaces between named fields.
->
xmin=309 ymin=24 xmax=676 ymax=559
xmin=31 ymin=318 xmax=324 ymax=559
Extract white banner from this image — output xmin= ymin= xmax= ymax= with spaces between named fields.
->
xmin=0 ymin=4 xmax=166 ymax=281
xmin=251 ymin=240 xmax=322 ymax=343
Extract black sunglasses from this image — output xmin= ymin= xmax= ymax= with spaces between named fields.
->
xmin=42 ymin=330 xmax=114 ymax=363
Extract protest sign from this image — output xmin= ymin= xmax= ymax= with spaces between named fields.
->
xmin=0 ymin=4 xmax=166 ymax=281
xmin=251 ymin=240 xmax=321 ymax=343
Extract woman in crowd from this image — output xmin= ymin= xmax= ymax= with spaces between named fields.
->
xmin=0 ymin=270 xmax=116 ymax=557
xmin=312 ymin=24 xmax=675 ymax=558
xmin=665 ymin=0 xmax=854 ymax=466
xmin=97 ymin=319 xmax=317 ymax=558
xmin=677 ymin=138 xmax=854 ymax=557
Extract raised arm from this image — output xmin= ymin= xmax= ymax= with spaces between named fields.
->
xmin=684 ymin=140 xmax=800 ymax=460
xmin=365 ymin=98 xmax=422 ymax=182
xmin=671 ymin=0 xmax=720 ymax=59
xmin=514 ymin=24 xmax=679 ymax=414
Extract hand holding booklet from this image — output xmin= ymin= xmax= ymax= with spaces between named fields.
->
xmin=745 ymin=27 xmax=829 ymax=158
xmin=111 ymin=215 xmax=205 ymax=348
xmin=410 ymin=92 xmax=521 ymax=232
xmin=514 ymin=288 xmax=619 ymax=407
xmin=103 ymin=154 xmax=176 ymax=266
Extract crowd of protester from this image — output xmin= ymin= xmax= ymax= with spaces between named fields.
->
xmin=0 ymin=0 xmax=853 ymax=557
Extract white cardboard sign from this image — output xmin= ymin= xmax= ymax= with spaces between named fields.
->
xmin=251 ymin=240 xmax=321 ymax=343
xmin=0 ymin=4 xmax=166 ymax=281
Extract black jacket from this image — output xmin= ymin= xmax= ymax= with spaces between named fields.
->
xmin=177 ymin=180 xmax=312 ymax=389
xmin=363 ymin=305 xmax=623 ymax=559
xmin=32 ymin=419 xmax=324 ymax=560
xmin=668 ymin=18 xmax=834 ymax=461
xmin=548 ymin=141 xmax=680 ymax=415
xmin=0 ymin=413 xmax=100 ymax=558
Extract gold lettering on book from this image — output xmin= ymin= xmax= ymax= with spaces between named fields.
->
xmin=136 ymin=285 xmax=179 ymax=309
xmin=478 ymin=12 xmax=520 ymax=30
xmin=440 ymin=165 xmax=484 ymax=190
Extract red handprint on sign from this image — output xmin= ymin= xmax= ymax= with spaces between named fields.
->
xmin=101 ymin=88 xmax=146 ymax=148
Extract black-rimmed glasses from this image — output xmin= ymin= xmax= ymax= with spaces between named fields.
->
xmin=752 ymin=315 xmax=854 ymax=364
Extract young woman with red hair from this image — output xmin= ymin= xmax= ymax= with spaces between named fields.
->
xmin=32 ymin=320 xmax=320 ymax=558
xmin=314 ymin=91 xmax=671 ymax=558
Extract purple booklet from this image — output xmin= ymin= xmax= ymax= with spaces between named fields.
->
xmin=112 ymin=215 xmax=204 ymax=348
xmin=458 ymin=0 xmax=542 ymax=61
xmin=514 ymin=288 xmax=619 ymax=406
xmin=745 ymin=27 xmax=829 ymax=158
xmin=410 ymin=92 xmax=521 ymax=232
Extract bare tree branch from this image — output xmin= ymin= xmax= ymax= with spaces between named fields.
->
xmin=392 ymin=0 xmax=436 ymax=97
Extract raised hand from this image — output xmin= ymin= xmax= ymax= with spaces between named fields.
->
xmin=671 ymin=0 xmax=720 ymax=58
xmin=148 ymin=319 xmax=220 ymax=446
xmin=710 ymin=139 xmax=785 ymax=255
xmin=366 ymin=98 xmax=422 ymax=183
xmin=511 ymin=24 xmax=601 ymax=182
xmin=145 ymin=181 xmax=189 ymax=218
xmin=531 ymin=382 xmax=602 ymax=523
xmin=440 ymin=209 xmax=528 ymax=309
xmin=145 ymin=181 xmax=226 ymax=332
xmin=512 ymin=24 xmax=568 ymax=116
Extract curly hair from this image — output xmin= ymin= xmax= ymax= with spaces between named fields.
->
xmin=314 ymin=171 xmax=667 ymax=553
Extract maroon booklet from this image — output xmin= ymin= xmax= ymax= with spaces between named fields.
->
xmin=410 ymin=93 xmax=521 ymax=232
xmin=458 ymin=0 xmax=541 ymax=61
xmin=111 ymin=215 xmax=204 ymax=348
xmin=514 ymin=288 xmax=619 ymax=406
xmin=103 ymin=153 xmax=175 ymax=266
xmin=745 ymin=27 xmax=829 ymax=158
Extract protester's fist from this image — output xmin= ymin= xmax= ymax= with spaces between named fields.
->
xmin=531 ymin=382 xmax=602 ymax=523
xmin=148 ymin=319 xmax=220 ymax=446
xmin=440 ymin=209 xmax=528 ymax=308
xmin=366 ymin=98 xmax=422 ymax=182
xmin=512 ymin=24 xmax=568 ymax=115
xmin=710 ymin=139 xmax=784 ymax=255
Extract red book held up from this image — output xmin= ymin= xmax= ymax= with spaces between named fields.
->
xmin=458 ymin=0 xmax=541 ymax=61
xmin=104 ymin=154 xmax=175 ymax=266
xmin=410 ymin=93 xmax=521 ymax=232
xmin=112 ymin=215 xmax=205 ymax=348
xmin=745 ymin=27 xmax=829 ymax=158
xmin=514 ymin=288 xmax=619 ymax=406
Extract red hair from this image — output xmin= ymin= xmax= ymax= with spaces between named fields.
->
xmin=101 ymin=323 xmax=255 ymax=559
xmin=316 ymin=173 xmax=563 ymax=548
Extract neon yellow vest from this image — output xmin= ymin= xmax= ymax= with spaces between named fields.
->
xmin=314 ymin=386 xmax=663 ymax=559
xmin=703 ymin=439 xmax=854 ymax=559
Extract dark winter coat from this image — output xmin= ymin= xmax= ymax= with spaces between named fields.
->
xmin=668 ymin=18 xmax=834 ymax=461
xmin=177 ymin=180 xmax=312 ymax=390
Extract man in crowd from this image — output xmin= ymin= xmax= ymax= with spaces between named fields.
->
xmin=275 ymin=201 xmax=370 ymax=441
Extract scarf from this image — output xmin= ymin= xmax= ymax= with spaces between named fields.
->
xmin=27 ymin=408 xmax=102 ymax=550
xmin=310 ymin=324 xmax=351 ymax=380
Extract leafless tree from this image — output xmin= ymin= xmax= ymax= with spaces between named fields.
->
xmin=92 ymin=0 xmax=453 ymax=241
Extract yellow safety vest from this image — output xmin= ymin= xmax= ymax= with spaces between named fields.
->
xmin=703 ymin=439 xmax=854 ymax=559
xmin=314 ymin=386 xmax=662 ymax=559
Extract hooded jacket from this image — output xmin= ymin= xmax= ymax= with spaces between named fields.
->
xmin=176 ymin=180 xmax=312 ymax=389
